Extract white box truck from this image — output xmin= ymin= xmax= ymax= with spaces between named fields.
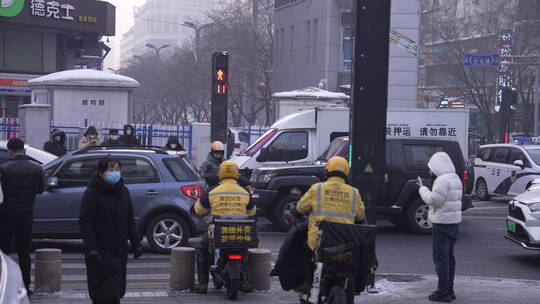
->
xmin=230 ymin=107 xmax=469 ymax=170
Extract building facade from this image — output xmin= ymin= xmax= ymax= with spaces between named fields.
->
xmin=0 ymin=0 xmax=115 ymax=119
xmin=120 ymin=0 xmax=222 ymax=66
xmin=272 ymin=0 xmax=420 ymax=108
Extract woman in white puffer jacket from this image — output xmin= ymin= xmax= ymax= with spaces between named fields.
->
xmin=419 ymin=152 xmax=462 ymax=303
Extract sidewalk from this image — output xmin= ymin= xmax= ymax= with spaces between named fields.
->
xmin=31 ymin=274 xmax=540 ymax=304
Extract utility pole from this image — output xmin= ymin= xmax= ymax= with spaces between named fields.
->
xmin=350 ymin=0 xmax=392 ymax=224
xmin=534 ymin=64 xmax=540 ymax=136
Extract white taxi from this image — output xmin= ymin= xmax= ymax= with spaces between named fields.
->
xmin=473 ymin=144 xmax=540 ymax=200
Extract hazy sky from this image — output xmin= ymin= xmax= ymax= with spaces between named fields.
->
xmin=104 ymin=0 xmax=146 ymax=69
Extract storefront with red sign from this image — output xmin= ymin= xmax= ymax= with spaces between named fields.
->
xmin=0 ymin=0 xmax=115 ymax=119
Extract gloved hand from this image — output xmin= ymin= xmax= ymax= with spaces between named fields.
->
xmin=87 ymin=250 xmax=102 ymax=264
xmin=283 ymin=211 xmax=297 ymax=226
xmin=133 ymin=246 xmax=143 ymax=259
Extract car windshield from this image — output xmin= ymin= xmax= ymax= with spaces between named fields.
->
xmin=241 ymin=128 xmax=278 ymax=157
xmin=318 ymin=137 xmax=349 ymax=161
xmin=525 ymin=148 xmax=540 ymax=165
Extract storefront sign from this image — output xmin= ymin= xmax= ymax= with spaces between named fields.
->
xmin=0 ymin=77 xmax=32 ymax=94
xmin=0 ymin=0 xmax=115 ymax=35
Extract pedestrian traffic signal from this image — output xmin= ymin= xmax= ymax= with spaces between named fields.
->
xmin=211 ymin=52 xmax=229 ymax=142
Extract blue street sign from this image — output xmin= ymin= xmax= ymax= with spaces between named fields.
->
xmin=464 ymin=54 xmax=499 ymax=67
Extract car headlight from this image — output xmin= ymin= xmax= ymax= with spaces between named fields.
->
xmin=528 ymin=203 xmax=540 ymax=213
xmin=259 ymin=173 xmax=275 ymax=183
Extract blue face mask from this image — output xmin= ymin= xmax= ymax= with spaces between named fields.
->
xmin=104 ymin=171 xmax=121 ymax=184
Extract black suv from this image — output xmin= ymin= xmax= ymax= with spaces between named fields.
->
xmin=250 ymin=137 xmax=473 ymax=233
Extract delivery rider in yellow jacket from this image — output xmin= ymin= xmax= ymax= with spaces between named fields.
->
xmin=285 ymin=156 xmax=365 ymax=288
xmin=192 ymin=161 xmax=256 ymax=293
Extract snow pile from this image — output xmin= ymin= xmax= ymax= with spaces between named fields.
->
xmin=28 ymin=69 xmax=139 ymax=88
xmin=273 ymin=87 xmax=350 ymax=100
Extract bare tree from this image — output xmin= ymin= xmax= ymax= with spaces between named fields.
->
xmin=422 ymin=0 xmax=512 ymax=141
xmin=122 ymin=0 xmax=274 ymax=126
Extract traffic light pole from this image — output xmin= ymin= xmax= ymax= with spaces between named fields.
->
xmin=211 ymin=52 xmax=229 ymax=142
xmin=350 ymin=0 xmax=391 ymax=224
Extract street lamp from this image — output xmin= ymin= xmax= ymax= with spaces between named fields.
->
xmin=181 ymin=21 xmax=212 ymax=62
xmin=145 ymin=43 xmax=171 ymax=59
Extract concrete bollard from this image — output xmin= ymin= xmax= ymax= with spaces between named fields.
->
xmin=169 ymin=247 xmax=196 ymax=291
xmin=34 ymin=249 xmax=62 ymax=293
xmin=248 ymin=248 xmax=272 ymax=291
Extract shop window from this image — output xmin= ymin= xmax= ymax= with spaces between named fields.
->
xmin=90 ymin=100 xmax=96 ymax=106
xmin=82 ymin=99 xmax=88 ymax=106
xmin=99 ymin=100 xmax=105 ymax=106
xmin=5 ymin=30 xmax=42 ymax=73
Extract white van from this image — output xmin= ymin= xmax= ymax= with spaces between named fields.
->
xmin=230 ymin=107 xmax=349 ymax=170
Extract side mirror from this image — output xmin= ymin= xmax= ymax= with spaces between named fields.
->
xmin=513 ymin=160 xmax=525 ymax=169
xmin=46 ymin=177 xmax=59 ymax=190
xmin=473 ymin=157 xmax=482 ymax=166
xmin=257 ymin=147 xmax=268 ymax=162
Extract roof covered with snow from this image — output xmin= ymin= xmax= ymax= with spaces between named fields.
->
xmin=28 ymin=70 xmax=140 ymax=88
xmin=272 ymin=87 xmax=350 ymax=100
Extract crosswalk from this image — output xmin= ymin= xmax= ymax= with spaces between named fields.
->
xmin=30 ymin=253 xmax=173 ymax=291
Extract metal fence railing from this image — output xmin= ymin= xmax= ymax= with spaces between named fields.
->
xmin=1 ymin=118 xmax=267 ymax=160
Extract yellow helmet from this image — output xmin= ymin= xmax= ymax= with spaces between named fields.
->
xmin=219 ymin=161 xmax=240 ymax=180
xmin=325 ymin=156 xmax=350 ymax=176
xmin=211 ymin=141 xmax=225 ymax=152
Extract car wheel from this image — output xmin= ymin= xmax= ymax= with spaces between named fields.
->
xmin=406 ymin=198 xmax=432 ymax=234
xmin=146 ymin=213 xmax=190 ymax=253
xmin=272 ymin=195 xmax=298 ymax=232
xmin=476 ymin=178 xmax=491 ymax=201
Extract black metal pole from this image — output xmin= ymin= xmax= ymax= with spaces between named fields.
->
xmin=350 ymin=0 xmax=392 ymax=225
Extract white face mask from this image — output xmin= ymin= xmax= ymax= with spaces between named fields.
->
xmin=170 ymin=144 xmax=177 ymax=149
xmin=126 ymin=130 xmax=132 ymax=136
xmin=54 ymin=136 xmax=61 ymax=142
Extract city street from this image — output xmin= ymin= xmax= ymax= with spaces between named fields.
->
xmin=25 ymin=199 xmax=540 ymax=295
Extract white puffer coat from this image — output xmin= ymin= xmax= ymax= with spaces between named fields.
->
xmin=419 ymin=152 xmax=462 ymax=224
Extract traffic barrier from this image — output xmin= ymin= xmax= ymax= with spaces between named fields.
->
xmin=169 ymin=247 xmax=196 ymax=291
xmin=247 ymin=248 xmax=272 ymax=290
xmin=34 ymin=249 xmax=62 ymax=293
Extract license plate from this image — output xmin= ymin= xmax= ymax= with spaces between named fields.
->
xmin=507 ymin=221 xmax=517 ymax=233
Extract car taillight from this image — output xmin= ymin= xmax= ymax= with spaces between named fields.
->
xmin=228 ymin=254 xmax=243 ymax=260
xmin=181 ymin=185 xmax=203 ymax=200
xmin=462 ymin=171 xmax=468 ymax=185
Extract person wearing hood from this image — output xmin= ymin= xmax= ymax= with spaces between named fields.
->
xmin=119 ymin=125 xmax=140 ymax=147
xmin=79 ymin=156 xmax=142 ymax=304
xmin=102 ymin=129 xmax=121 ymax=146
xmin=418 ymin=152 xmax=462 ymax=303
xmin=43 ymin=129 xmax=66 ymax=156
xmin=78 ymin=126 xmax=102 ymax=150
xmin=165 ymin=136 xmax=185 ymax=152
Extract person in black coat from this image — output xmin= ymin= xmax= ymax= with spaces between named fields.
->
xmin=118 ymin=124 xmax=140 ymax=147
xmin=0 ymin=138 xmax=45 ymax=296
xmin=102 ymin=129 xmax=121 ymax=146
xmin=165 ymin=136 xmax=185 ymax=151
xmin=79 ymin=156 xmax=142 ymax=304
xmin=43 ymin=129 xmax=67 ymax=157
